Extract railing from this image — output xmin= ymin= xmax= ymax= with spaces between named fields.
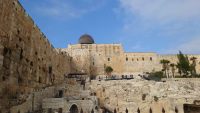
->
xmin=98 ymin=75 xmax=134 ymax=81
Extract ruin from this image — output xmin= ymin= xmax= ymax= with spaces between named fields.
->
xmin=1 ymin=0 xmax=200 ymax=113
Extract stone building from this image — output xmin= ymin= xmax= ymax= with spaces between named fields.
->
xmin=62 ymin=34 xmax=200 ymax=76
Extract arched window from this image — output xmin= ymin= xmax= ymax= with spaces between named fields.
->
xmin=142 ymin=57 xmax=145 ymax=61
xmin=70 ymin=104 xmax=78 ymax=113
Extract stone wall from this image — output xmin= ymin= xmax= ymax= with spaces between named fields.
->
xmin=123 ymin=52 xmax=160 ymax=73
xmin=0 ymin=0 xmax=71 ymax=111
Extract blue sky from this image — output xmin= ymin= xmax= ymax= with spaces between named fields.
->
xmin=19 ymin=0 xmax=200 ymax=54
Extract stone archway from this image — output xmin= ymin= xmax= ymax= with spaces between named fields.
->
xmin=69 ymin=104 xmax=78 ymax=113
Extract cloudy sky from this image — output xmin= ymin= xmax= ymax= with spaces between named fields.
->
xmin=19 ymin=0 xmax=200 ymax=54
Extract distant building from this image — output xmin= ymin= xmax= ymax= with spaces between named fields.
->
xmin=60 ymin=34 xmax=200 ymax=76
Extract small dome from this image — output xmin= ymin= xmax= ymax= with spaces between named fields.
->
xmin=79 ymin=34 xmax=95 ymax=44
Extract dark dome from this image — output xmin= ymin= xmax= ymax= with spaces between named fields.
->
xmin=79 ymin=34 xmax=95 ymax=44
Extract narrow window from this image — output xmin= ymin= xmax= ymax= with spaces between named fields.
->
xmin=162 ymin=108 xmax=165 ymax=113
xmin=3 ymin=47 xmax=8 ymax=56
xmin=108 ymin=58 xmax=110 ymax=61
xmin=150 ymin=57 xmax=153 ymax=61
xmin=49 ymin=66 xmax=52 ymax=74
xmin=149 ymin=108 xmax=152 ymax=113
xmin=142 ymin=57 xmax=144 ymax=61
xmin=19 ymin=38 xmax=22 ymax=42
xmin=38 ymin=77 xmax=42 ymax=83
xmin=175 ymin=107 xmax=178 ymax=113
xmin=20 ymin=48 xmax=23 ymax=60
xmin=30 ymin=61 xmax=33 ymax=66
xmin=137 ymin=108 xmax=140 ymax=113
xmin=126 ymin=57 xmax=128 ymax=61
xmin=2 ymin=76 xmax=5 ymax=81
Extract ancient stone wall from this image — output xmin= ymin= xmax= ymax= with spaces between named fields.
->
xmin=90 ymin=79 xmax=200 ymax=113
xmin=10 ymin=86 xmax=57 ymax=113
xmin=0 ymin=0 xmax=71 ymax=111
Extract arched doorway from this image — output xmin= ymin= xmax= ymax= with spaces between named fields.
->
xmin=69 ymin=104 xmax=78 ymax=113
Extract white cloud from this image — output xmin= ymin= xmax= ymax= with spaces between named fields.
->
xmin=117 ymin=0 xmax=200 ymax=54
xmin=166 ymin=36 xmax=200 ymax=54
xmin=34 ymin=0 xmax=106 ymax=20
xmin=119 ymin=0 xmax=200 ymax=23
xmin=35 ymin=3 xmax=82 ymax=19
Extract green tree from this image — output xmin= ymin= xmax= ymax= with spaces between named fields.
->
xmin=160 ymin=59 xmax=170 ymax=78
xmin=170 ymin=63 xmax=176 ymax=78
xmin=105 ymin=66 xmax=113 ymax=76
xmin=177 ymin=51 xmax=190 ymax=76
xmin=190 ymin=56 xmax=197 ymax=76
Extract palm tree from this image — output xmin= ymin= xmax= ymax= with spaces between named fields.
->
xmin=160 ymin=59 xmax=170 ymax=78
xmin=190 ymin=56 xmax=197 ymax=75
xmin=170 ymin=63 xmax=176 ymax=78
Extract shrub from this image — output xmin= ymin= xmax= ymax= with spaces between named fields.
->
xmin=105 ymin=66 xmax=113 ymax=76
xmin=154 ymin=96 xmax=158 ymax=102
xmin=142 ymin=94 xmax=146 ymax=101
xmin=148 ymin=71 xmax=165 ymax=81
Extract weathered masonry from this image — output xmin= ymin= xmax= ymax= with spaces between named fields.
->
xmin=0 ymin=0 xmax=71 ymax=111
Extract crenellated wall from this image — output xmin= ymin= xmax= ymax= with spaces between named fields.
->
xmin=0 ymin=0 xmax=71 ymax=111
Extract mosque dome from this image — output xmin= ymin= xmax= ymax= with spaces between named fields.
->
xmin=78 ymin=34 xmax=95 ymax=44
